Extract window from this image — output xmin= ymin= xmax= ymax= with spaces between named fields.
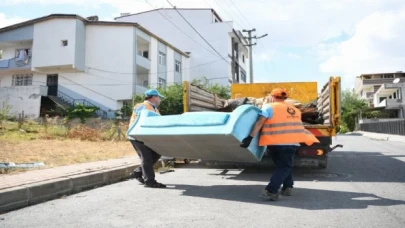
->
xmin=241 ymin=71 xmax=246 ymax=82
xmin=61 ymin=40 xmax=68 ymax=46
xmin=138 ymin=50 xmax=149 ymax=59
xmin=158 ymin=78 xmax=167 ymax=87
xmin=15 ymin=49 xmax=31 ymax=58
xmin=175 ymin=61 xmax=181 ymax=73
xmin=12 ymin=74 xmax=33 ymax=86
xmin=158 ymin=52 xmax=166 ymax=65
xmin=242 ymin=55 xmax=245 ymax=63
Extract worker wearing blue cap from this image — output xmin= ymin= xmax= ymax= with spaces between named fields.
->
xmin=128 ymin=89 xmax=166 ymax=188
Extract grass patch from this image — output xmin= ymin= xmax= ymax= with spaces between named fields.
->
xmin=0 ymin=120 xmax=135 ymax=174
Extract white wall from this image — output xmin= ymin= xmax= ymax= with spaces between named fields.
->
xmin=149 ymin=38 xmax=158 ymax=87
xmin=182 ymin=55 xmax=191 ymax=82
xmin=32 ymin=18 xmax=78 ymax=68
xmin=0 ymin=85 xmax=47 ymax=119
xmin=166 ymin=48 xmax=175 ymax=84
xmin=52 ymin=25 xmax=135 ymax=111
xmin=116 ymin=9 xmax=232 ymax=86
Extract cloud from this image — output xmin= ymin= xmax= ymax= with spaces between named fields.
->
xmin=0 ymin=13 xmax=26 ymax=28
xmin=287 ymin=53 xmax=301 ymax=59
xmin=319 ymin=7 xmax=405 ymax=89
xmin=254 ymin=53 xmax=272 ymax=62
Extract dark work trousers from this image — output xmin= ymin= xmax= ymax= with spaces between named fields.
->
xmin=265 ymin=145 xmax=298 ymax=194
xmin=130 ymin=140 xmax=161 ymax=183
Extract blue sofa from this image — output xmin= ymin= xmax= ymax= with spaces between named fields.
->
xmin=127 ymin=104 xmax=266 ymax=162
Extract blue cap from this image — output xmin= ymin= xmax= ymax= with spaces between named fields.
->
xmin=144 ymin=89 xmax=165 ymax=98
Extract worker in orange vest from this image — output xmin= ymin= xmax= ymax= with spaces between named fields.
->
xmin=240 ymin=88 xmax=319 ymax=201
xmin=128 ymin=89 xmax=166 ymax=188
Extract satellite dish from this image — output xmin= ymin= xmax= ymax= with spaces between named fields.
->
xmin=393 ymin=78 xmax=401 ymax=84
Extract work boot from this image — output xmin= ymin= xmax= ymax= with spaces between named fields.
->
xmin=281 ymin=187 xmax=293 ymax=196
xmin=259 ymin=189 xmax=279 ymax=201
xmin=145 ymin=180 xmax=166 ymax=188
xmin=131 ymin=171 xmax=145 ymax=185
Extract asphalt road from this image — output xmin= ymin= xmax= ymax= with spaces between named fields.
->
xmin=1 ymin=135 xmax=405 ymax=228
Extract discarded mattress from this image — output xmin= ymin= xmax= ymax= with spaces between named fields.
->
xmin=127 ymin=104 xmax=266 ymax=162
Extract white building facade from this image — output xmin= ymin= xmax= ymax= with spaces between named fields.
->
xmin=0 ymin=14 xmax=190 ymax=119
xmin=115 ymin=8 xmax=249 ymax=86
xmin=355 ymin=72 xmax=405 ymax=118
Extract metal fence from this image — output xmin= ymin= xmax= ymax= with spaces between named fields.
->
xmin=359 ymin=120 xmax=405 ymax=136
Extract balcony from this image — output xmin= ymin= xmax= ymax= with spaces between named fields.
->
xmin=136 ymin=54 xmax=151 ymax=70
xmin=0 ymin=57 xmax=32 ymax=72
xmin=377 ymin=99 xmax=403 ymax=109
xmin=135 ymin=66 xmax=149 ymax=95
xmin=136 ymin=35 xmax=151 ymax=70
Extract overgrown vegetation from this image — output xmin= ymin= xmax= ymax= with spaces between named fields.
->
xmin=0 ymin=100 xmax=11 ymax=128
xmin=192 ymin=77 xmax=231 ymax=99
xmin=131 ymin=77 xmax=231 ymax=115
xmin=340 ymin=89 xmax=380 ymax=133
xmin=65 ymin=103 xmax=100 ymax=123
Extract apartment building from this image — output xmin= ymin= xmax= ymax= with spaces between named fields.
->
xmin=355 ymin=71 xmax=405 ymax=118
xmin=0 ymin=14 xmax=190 ymax=119
xmin=115 ymin=8 xmax=249 ymax=86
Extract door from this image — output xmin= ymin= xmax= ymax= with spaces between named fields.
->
xmin=47 ymin=74 xmax=58 ymax=96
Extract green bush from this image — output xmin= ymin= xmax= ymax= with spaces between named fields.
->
xmin=65 ymin=103 xmax=100 ymax=123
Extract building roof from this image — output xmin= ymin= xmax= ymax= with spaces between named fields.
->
xmin=0 ymin=14 xmax=190 ymax=57
xmin=359 ymin=71 xmax=404 ymax=77
xmin=114 ymin=8 xmax=223 ymax=22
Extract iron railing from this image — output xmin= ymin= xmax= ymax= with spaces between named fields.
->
xmin=54 ymin=90 xmax=108 ymax=118
xmin=359 ymin=120 xmax=405 ymax=136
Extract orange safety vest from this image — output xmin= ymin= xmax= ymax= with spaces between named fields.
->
xmin=129 ymin=101 xmax=160 ymax=126
xmin=259 ymin=102 xmax=320 ymax=146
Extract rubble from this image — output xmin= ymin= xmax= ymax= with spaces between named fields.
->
xmin=222 ymin=96 xmax=324 ymax=125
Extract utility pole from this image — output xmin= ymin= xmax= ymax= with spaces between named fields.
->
xmin=242 ymin=29 xmax=268 ymax=84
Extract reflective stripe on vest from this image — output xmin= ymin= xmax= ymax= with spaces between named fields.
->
xmin=259 ymin=102 xmax=319 ymax=146
xmin=129 ymin=101 xmax=160 ymax=126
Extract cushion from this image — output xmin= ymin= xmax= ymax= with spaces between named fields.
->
xmin=141 ymin=112 xmax=230 ymax=128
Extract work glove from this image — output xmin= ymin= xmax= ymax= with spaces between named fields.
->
xmin=240 ymin=136 xmax=253 ymax=148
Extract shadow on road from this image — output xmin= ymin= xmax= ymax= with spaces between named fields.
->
xmin=176 ymin=151 xmax=405 ymax=183
xmin=169 ymin=184 xmax=405 ymax=210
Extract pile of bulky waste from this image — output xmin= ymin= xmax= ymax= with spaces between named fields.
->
xmin=221 ymin=94 xmax=325 ymax=125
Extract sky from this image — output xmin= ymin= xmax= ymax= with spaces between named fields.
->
xmin=1 ymin=0 xmax=405 ymax=90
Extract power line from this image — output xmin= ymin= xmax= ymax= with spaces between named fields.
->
xmin=228 ymin=0 xmax=255 ymax=28
xmin=165 ymin=0 xmax=232 ymax=67
xmin=143 ymin=0 xmax=219 ymax=58
xmin=86 ymin=56 xmax=225 ymax=75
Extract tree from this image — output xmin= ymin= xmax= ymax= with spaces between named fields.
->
xmin=340 ymin=89 xmax=379 ymax=132
xmin=192 ymin=77 xmax=231 ymax=99
xmin=132 ymin=84 xmax=183 ymax=115
xmin=131 ymin=77 xmax=231 ymax=115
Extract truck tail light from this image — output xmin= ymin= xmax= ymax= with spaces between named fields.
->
xmin=297 ymin=148 xmax=324 ymax=156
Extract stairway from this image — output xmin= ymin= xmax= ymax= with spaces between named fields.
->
xmin=48 ymin=90 xmax=107 ymax=118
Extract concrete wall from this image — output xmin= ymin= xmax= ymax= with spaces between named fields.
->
xmin=0 ymin=25 xmax=33 ymax=43
xmin=32 ymin=18 xmax=78 ymax=69
xmin=116 ymin=9 xmax=232 ymax=86
xmin=74 ymin=20 xmax=86 ymax=71
xmin=0 ymin=85 xmax=47 ymax=119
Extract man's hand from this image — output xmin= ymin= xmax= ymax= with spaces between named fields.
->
xmin=240 ymin=136 xmax=253 ymax=148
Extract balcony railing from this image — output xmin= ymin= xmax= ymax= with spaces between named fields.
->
xmin=0 ymin=57 xmax=31 ymax=71
xmin=362 ymin=78 xmax=404 ymax=85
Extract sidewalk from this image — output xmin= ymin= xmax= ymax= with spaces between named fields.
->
xmin=352 ymin=131 xmax=405 ymax=143
xmin=0 ymin=156 xmax=140 ymax=213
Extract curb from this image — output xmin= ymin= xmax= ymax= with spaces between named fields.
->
xmin=352 ymin=131 xmax=405 ymax=143
xmin=0 ymin=164 xmax=139 ymax=214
